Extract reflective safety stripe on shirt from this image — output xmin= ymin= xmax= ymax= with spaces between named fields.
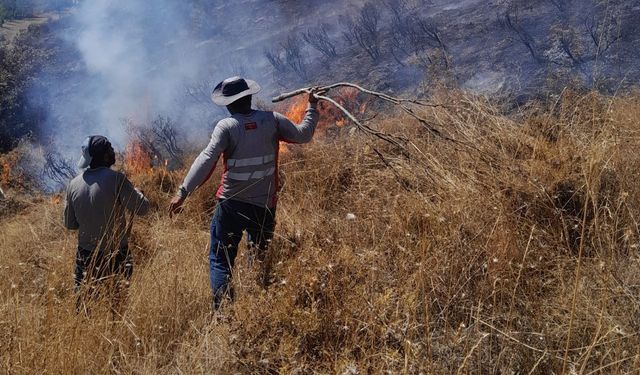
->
xmin=227 ymin=167 xmax=276 ymax=181
xmin=226 ymin=154 xmax=275 ymax=168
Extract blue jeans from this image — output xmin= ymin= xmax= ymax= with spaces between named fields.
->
xmin=209 ymin=199 xmax=276 ymax=309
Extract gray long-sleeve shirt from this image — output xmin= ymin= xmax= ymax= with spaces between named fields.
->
xmin=64 ymin=167 xmax=149 ymax=252
xmin=178 ymin=103 xmax=319 ymax=207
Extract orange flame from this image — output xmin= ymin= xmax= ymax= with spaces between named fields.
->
xmin=359 ymin=101 xmax=369 ymax=114
xmin=1 ymin=160 xmax=11 ymax=186
xmin=273 ymin=87 xmax=372 ymax=152
xmin=283 ymin=96 xmax=308 ymax=124
xmin=124 ymin=140 xmax=153 ymax=175
xmin=277 ymin=96 xmax=309 ymax=155
xmin=0 ymin=152 xmax=22 ymax=188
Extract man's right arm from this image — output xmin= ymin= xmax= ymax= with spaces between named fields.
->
xmin=177 ymin=121 xmax=230 ymax=198
xmin=169 ymin=122 xmax=229 ymax=217
xmin=63 ymin=186 xmax=79 ymax=230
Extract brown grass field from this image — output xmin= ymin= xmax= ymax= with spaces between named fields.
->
xmin=1 ymin=89 xmax=640 ymax=373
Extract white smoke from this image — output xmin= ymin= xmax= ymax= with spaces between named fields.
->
xmin=39 ymin=0 xmax=288 ymax=164
xmin=69 ymin=0 xmax=212 ymax=149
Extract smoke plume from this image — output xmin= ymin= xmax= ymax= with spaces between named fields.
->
xmin=37 ymin=0 xmax=288 ymax=173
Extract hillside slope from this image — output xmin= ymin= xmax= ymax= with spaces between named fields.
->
xmin=2 ymin=90 xmax=640 ymax=373
xmin=2 ymin=0 xmax=639 ymax=157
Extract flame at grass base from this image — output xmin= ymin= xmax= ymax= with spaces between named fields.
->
xmin=275 ymin=87 xmax=370 ymax=131
xmin=124 ymin=140 xmax=153 ymax=175
xmin=0 ymin=151 xmax=24 ymax=189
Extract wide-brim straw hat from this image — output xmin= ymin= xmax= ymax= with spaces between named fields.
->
xmin=211 ymin=76 xmax=261 ymax=106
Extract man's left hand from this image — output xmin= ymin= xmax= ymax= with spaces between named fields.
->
xmin=308 ymin=86 xmax=328 ymax=104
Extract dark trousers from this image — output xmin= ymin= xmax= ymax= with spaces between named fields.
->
xmin=209 ymin=199 xmax=276 ymax=309
xmin=74 ymin=246 xmax=133 ymax=288
xmin=74 ymin=246 xmax=133 ymax=313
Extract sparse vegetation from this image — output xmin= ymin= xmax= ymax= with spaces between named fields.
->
xmin=0 ymin=25 xmax=50 ymax=152
xmin=2 ymin=90 xmax=640 ymax=373
xmin=343 ymin=2 xmax=383 ymax=62
xmin=0 ymin=0 xmax=73 ymax=22
xmin=302 ymin=23 xmax=338 ymax=59
xmin=43 ymin=151 xmax=75 ymax=189
xmin=281 ymin=35 xmax=309 ymax=82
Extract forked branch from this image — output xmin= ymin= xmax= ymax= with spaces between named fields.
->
xmin=313 ymin=93 xmax=407 ymax=151
xmin=273 ymin=82 xmax=455 ymax=142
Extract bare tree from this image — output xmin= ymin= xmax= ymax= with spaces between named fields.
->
xmin=383 ymin=0 xmax=410 ymax=23
xmin=302 ymin=23 xmax=338 ymax=59
xmin=339 ymin=15 xmax=356 ymax=46
xmin=281 ymin=35 xmax=309 ymax=81
xmin=546 ymin=25 xmax=591 ymax=70
xmin=359 ymin=2 xmax=381 ymax=41
xmin=265 ymin=35 xmax=310 ymax=82
xmin=388 ymin=38 xmax=410 ymax=66
xmin=416 ymin=18 xmax=450 ymax=68
xmin=384 ymin=0 xmax=412 ymax=65
xmin=499 ymin=6 xmax=545 ymax=64
xmin=43 ymin=151 xmax=75 ymax=189
xmin=123 ymin=118 xmax=162 ymax=165
xmin=389 ymin=15 xmax=425 ymax=66
xmin=264 ymin=47 xmax=287 ymax=74
xmin=416 ymin=18 xmax=447 ymax=51
xmin=559 ymin=32 xmax=581 ymax=65
xmin=152 ymin=116 xmax=183 ymax=165
xmin=184 ymin=80 xmax=214 ymax=107
xmin=583 ymin=11 xmax=622 ymax=56
xmin=123 ymin=116 xmax=185 ymax=169
xmin=344 ymin=2 xmax=383 ymax=62
xmin=386 ymin=7 xmax=449 ymax=69
xmin=179 ymin=79 xmax=222 ymax=126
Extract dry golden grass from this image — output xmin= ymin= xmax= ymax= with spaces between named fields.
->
xmin=2 ymin=90 xmax=640 ymax=373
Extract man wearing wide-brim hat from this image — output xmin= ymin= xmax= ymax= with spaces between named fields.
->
xmin=169 ymin=76 xmax=325 ymax=310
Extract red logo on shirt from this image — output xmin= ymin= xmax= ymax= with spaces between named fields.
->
xmin=245 ymin=122 xmax=257 ymax=130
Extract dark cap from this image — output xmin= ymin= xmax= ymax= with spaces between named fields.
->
xmin=77 ymin=135 xmax=112 ymax=169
